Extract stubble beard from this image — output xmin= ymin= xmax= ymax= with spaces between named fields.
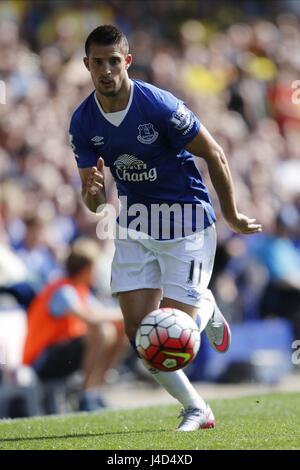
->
xmin=100 ymin=88 xmax=119 ymax=97
xmin=97 ymin=80 xmax=121 ymax=97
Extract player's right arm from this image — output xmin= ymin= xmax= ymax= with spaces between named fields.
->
xmin=79 ymin=157 xmax=106 ymax=213
xmin=69 ymin=115 xmax=106 ymax=213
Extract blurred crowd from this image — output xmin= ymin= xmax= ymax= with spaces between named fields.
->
xmin=0 ymin=0 xmax=300 ymax=347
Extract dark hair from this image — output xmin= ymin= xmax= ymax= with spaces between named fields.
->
xmin=65 ymin=253 xmax=93 ymax=278
xmin=85 ymin=25 xmax=129 ymax=56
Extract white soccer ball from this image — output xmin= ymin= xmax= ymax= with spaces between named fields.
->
xmin=135 ymin=308 xmax=200 ymax=372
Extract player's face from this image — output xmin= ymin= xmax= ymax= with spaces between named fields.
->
xmin=84 ymin=43 xmax=132 ymax=97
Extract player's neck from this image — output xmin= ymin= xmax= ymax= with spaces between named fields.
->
xmin=96 ymin=78 xmax=131 ymax=113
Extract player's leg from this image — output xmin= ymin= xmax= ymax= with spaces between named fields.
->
xmin=112 ymin=235 xmax=215 ymax=429
xmin=118 ymin=288 xmax=162 ymax=342
xmin=160 ymin=224 xmax=231 ymax=352
xmin=162 ymin=292 xmax=230 ymax=353
xmin=118 ymin=288 xmax=206 ymax=413
xmin=118 ymin=288 xmax=212 ymax=421
xmin=155 ymin=225 xmax=230 ymax=430
xmin=111 ymin=233 xmax=162 ymax=348
xmin=145 ymin=297 xmax=215 ymax=431
xmin=160 ymin=296 xmax=213 ymax=333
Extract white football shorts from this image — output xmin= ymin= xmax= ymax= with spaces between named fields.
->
xmin=111 ymin=224 xmax=217 ymax=307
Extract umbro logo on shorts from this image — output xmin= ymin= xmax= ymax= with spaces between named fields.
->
xmin=187 ymin=288 xmax=201 ymax=301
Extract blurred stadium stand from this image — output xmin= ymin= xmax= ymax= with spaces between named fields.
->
xmin=0 ymin=0 xmax=300 ymax=417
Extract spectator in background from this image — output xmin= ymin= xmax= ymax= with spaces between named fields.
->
xmin=23 ymin=238 xmax=126 ymax=411
xmin=0 ymin=241 xmax=34 ymax=309
xmin=13 ymin=215 xmax=61 ymax=293
xmin=253 ymin=209 xmax=300 ymax=340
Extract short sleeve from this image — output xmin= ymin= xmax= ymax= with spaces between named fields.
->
xmin=69 ymin=115 xmax=98 ymax=168
xmin=159 ymin=91 xmax=201 ymax=151
xmin=49 ymin=285 xmax=82 ymax=317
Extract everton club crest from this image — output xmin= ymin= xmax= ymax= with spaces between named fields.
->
xmin=137 ymin=123 xmax=159 ymax=144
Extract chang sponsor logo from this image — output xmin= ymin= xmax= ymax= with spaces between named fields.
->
xmin=114 ymin=154 xmax=157 ymax=182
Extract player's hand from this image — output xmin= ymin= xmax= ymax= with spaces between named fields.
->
xmin=225 ymin=213 xmax=262 ymax=234
xmin=87 ymin=158 xmax=104 ymax=195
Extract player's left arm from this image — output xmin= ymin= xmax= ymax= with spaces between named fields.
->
xmin=186 ymin=125 xmax=262 ymax=234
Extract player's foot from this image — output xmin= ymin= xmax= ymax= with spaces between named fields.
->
xmin=176 ymin=405 xmax=215 ymax=432
xmin=205 ymin=300 xmax=231 ymax=353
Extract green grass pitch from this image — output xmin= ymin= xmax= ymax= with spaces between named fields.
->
xmin=0 ymin=392 xmax=299 ymax=450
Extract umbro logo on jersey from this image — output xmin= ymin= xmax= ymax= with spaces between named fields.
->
xmin=114 ymin=154 xmax=157 ymax=182
xmin=91 ymin=136 xmax=104 ymax=146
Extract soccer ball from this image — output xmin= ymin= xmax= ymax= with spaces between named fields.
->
xmin=135 ymin=308 xmax=200 ymax=372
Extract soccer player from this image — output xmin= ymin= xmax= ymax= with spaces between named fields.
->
xmin=69 ymin=25 xmax=262 ymax=431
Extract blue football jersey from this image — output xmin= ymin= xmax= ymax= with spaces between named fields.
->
xmin=69 ymin=79 xmax=216 ymax=238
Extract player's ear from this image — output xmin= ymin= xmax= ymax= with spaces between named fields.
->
xmin=83 ymin=56 xmax=90 ymax=71
xmin=125 ymin=54 xmax=132 ymax=70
